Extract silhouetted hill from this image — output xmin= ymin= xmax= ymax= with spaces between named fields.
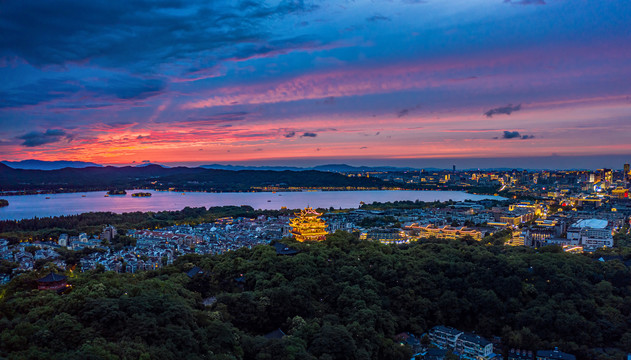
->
xmin=1 ymin=159 xmax=103 ymax=170
xmin=0 ymin=165 xmax=388 ymax=192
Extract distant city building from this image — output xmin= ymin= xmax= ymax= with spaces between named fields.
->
xmin=409 ymin=224 xmax=482 ymax=241
xmin=611 ymin=187 xmax=629 ymax=199
xmin=289 ymin=207 xmax=328 ymax=242
xmin=100 ymin=225 xmax=117 ymax=242
xmin=360 ymin=228 xmax=407 ymax=244
xmin=429 ymin=326 xmax=494 ymax=360
xmin=566 ymin=218 xmax=613 ymax=249
xmin=508 ymin=349 xmax=533 ymax=360
xmin=58 ymin=233 xmax=69 ymax=247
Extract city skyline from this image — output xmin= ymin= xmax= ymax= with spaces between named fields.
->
xmin=1 ymin=1 xmax=630 ymax=166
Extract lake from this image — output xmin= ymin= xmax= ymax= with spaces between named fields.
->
xmin=0 ymin=190 xmax=504 ymax=221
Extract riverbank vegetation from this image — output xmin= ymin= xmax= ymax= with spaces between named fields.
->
xmin=1 ymin=233 xmax=631 ymax=359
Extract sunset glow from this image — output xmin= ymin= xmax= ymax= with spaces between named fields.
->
xmin=1 ymin=1 xmax=630 ymax=168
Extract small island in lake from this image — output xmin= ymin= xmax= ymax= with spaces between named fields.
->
xmin=131 ymin=192 xmax=152 ymax=197
xmin=107 ymin=190 xmax=127 ymax=195
xmin=0 ymin=199 xmax=8 ymax=207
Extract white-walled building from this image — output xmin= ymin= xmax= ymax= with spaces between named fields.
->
xmin=566 ymin=218 xmax=613 ymax=249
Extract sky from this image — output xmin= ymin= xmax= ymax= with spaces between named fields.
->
xmin=1 ymin=0 xmax=630 ymax=169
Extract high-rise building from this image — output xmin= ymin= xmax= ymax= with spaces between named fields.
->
xmin=597 ymin=168 xmax=612 ymax=186
xmin=624 ymin=163 xmax=630 ymax=182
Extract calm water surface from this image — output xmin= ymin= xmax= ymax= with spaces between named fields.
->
xmin=0 ymin=190 xmax=503 ymax=220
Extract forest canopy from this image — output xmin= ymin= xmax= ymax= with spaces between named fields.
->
xmin=1 ymin=232 xmax=630 ymax=359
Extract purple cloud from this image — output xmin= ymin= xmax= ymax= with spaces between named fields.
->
xmin=18 ymin=129 xmax=71 ymax=147
xmin=484 ymin=104 xmax=522 ymax=118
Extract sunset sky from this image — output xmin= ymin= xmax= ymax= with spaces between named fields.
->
xmin=1 ymin=0 xmax=630 ymax=168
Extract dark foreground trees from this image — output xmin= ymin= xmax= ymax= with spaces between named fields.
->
xmin=1 ymin=232 xmax=631 ymax=359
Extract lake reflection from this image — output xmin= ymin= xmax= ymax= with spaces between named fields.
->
xmin=0 ymin=190 xmax=503 ymax=220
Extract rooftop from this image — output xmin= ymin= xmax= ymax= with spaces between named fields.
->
xmin=572 ymin=218 xmax=608 ymax=229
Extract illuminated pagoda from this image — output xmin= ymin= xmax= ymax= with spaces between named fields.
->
xmin=289 ymin=207 xmax=328 ymax=242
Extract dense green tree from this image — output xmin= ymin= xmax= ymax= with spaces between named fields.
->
xmin=2 ymin=232 xmax=631 ymax=359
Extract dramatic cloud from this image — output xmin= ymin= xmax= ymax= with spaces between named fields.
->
xmin=0 ymin=1 xmax=629 ymax=165
xmin=18 ymin=129 xmax=71 ymax=147
xmin=0 ymin=1 xmax=319 ymax=71
xmin=484 ymin=104 xmax=522 ymax=118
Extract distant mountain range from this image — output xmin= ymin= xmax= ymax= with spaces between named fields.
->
xmin=1 ymin=160 xmax=103 ymax=170
xmin=0 ymin=163 xmax=389 ymax=192
xmin=1 ymin=160 xmax=423 ymax=172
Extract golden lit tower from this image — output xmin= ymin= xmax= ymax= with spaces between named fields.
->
xmin=289 ymin=207 xmax=328 ymax=242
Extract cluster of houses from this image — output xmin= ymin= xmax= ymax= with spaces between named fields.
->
xmin=419 ymin=325 xmax=576 ymax=360
xmin=337 ymin=199 xmax=626 ymax=252
xmin=0 ymin=215 xmax=298 ymax=279
xmin=3 ymin=195 xmax=629 ymax=283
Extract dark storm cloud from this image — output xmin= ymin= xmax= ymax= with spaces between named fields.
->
xmin=301 ymin=132 xmax=317 ymax=137
xmin=484 ymin=104 xmax=522 ymax=117
xmin=0 ymin=0 xmax=318 ymax=70
xmin=496 ymin=131 xmax=535 ymax=140
xmin=284 ymin=131 xmax=297 ymax=138
xmin=18 ymin=129 xmax=71 ymax=147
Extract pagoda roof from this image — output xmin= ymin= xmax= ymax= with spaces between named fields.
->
xmin=37 ymin=272 xmax=67 ymax=283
